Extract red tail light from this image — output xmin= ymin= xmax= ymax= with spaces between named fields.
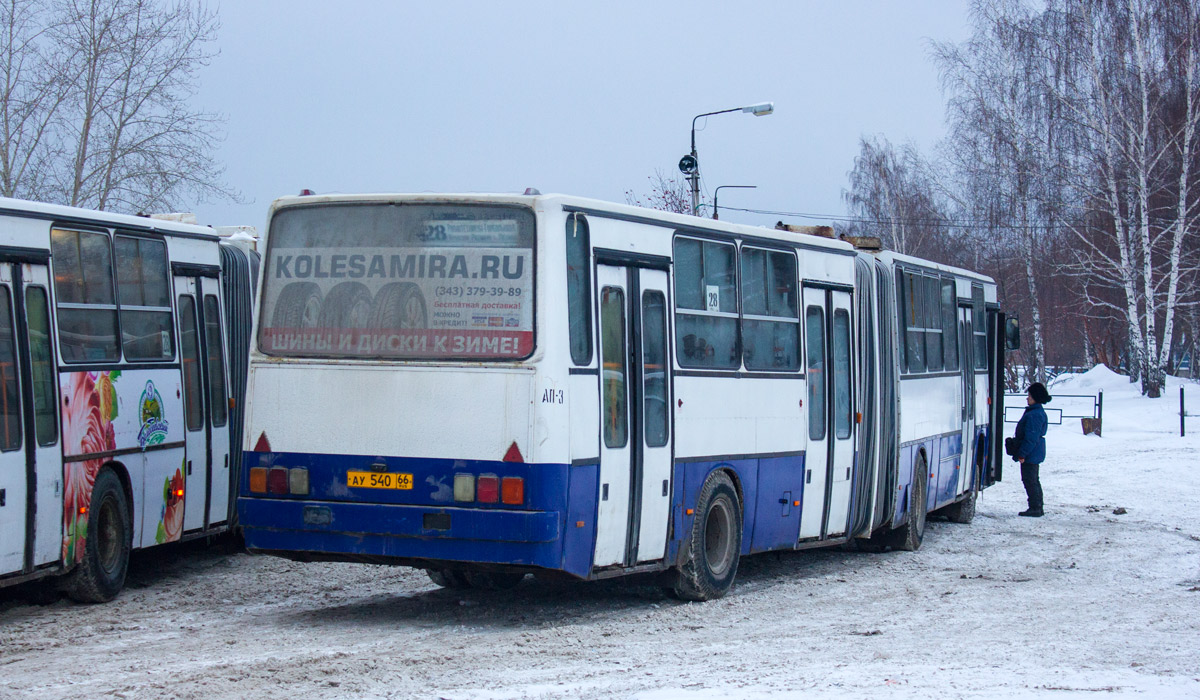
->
xmin=477 ymin=474 xmax=499 ymax=503
xmin=267 ymin=467 xmax=289 ymax=495
xmin=501 ymin=476 xmax=524 ymax=505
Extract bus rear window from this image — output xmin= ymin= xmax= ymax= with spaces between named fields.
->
xmin=259 ymin=203 xmax=535 ymax=360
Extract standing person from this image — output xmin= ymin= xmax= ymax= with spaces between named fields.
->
xmin=1013 ymin=382 xmax=1051 ymax=517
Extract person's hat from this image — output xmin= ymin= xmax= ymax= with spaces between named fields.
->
xmin=1028 ymin=382 xmax=1051 ymax=404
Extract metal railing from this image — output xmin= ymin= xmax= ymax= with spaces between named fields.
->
xmin=1004 ymin=392 xmax=1102 ymax=426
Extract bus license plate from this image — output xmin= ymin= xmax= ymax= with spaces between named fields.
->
xmin=347 ymin=471 xmax=413 ymax=490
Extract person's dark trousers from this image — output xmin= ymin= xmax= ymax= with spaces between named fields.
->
xmin=1021 ymin=462 xmax=1043 ymax=512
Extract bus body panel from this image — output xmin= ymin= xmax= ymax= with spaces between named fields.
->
xmin=673 ymin=376 xmax=803 ymax=458
xmin=244 ymin=364 xmax=534 ymax=464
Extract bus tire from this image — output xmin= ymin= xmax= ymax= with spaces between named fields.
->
xmin=672 ymin=471 xmax=742 ymax=601
xmin=369 ymin=282 xmax=427 ymax=329
xmin=318 ymin=282 xmax=373 ymax=328
xmin=427 ymin=568 xmax=471 ymax=589
xmin=888 ymin=454 xmax=928 ymax=552
xmin=271 ymin=282 xmax=323 ymax=329
xmin=943 ymin=490 xmax=976 ymax=524
xmin=66 ymin=469 xmax=131 ymax=603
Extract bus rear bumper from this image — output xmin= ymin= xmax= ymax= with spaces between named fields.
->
xmin=238 ymin=497 xmax=569 ymax=572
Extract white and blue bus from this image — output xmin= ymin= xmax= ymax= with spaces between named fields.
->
xmin=238 ymin=192 xmax=1013 ymax=599
xmin=0 ymin=198 xmax=258 ymax=602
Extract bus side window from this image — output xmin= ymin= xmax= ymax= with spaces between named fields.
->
xmin=942 ymin=279 xmax=958 ymax=371
xmin=903 ymin=272 xmax=925 ymax=373
xmin=204 ymin=295 xmax=228 ymax=428
xmin=50 ymin=228 xmax=119 ymax=363
xmin=642 ymin=290 xmax=668 ymax=448
xmin=674 ymin=237 xmax=739 ymax=369
xmin=806 ymin=305 xmax=826 ymax=441
xmin=0 ymin=286 xmax=20 ymax=451
xmin=895 ymin=271 xmax=907 ymax=372
xmin=600 ymin=286 xmax=627 ymax=448
xmin=972 ymin=285 xmax=987 ymax=370
xmin=740 ymin=247 xmax=800 ymax=371
xmin=114 ymin=235 xmax=174 ymax=361
xmin=178 ymin=295 xmax=203 ymax=431
xmin=566 ymin=214 xmax=592 ymax=366
xmin=833 ymin=309 xmax=852 ymax=439
xmin=924 ymin=275 xmax=943 ymax=372
xmin=25 ymin=287 xmax=58 ymax=446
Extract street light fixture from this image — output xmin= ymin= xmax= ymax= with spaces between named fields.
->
xmin=680 ymin=102 xmax=774 ymax=216
xmin=712 ymin=185 xmax=756 ymax=220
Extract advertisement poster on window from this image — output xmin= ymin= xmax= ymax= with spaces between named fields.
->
xmin=260 ymin=239 xmax=533 ymax=359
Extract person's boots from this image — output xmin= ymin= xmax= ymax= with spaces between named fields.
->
xmin=1018 ymin=508 xmax=1044 ymax=517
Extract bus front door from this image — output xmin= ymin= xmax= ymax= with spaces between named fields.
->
xmin=0 ymin=260 xmax=61 ymax=577
xmin=594 ymin=263 xmax=673 ymax=569
xmin=958 ymin=306 xmax=976 ymax=494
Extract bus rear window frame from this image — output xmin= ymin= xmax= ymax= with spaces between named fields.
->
xmin=256 ymin=201 xmax=539 ymax=363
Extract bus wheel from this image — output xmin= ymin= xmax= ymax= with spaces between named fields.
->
xmin=943 ymin=490 xmax=976 ymax=524
xmin=426 ymin=568 xmax=471 ymax=589
xmin=66 ymin=469 xmax=131 ymax=603
xmin=888 ymin=454 xmax=928 ymax=552
xmin=464 ymin=571 xmax=525 ymax=590
xmin=271 ymin=282 xmax=323 ymax=328
xmin=319 ymin=282 xmax=373 ymax=328
xmin=673 ymin=471 xmax=742 ymax=601
xmin=370 ymin=283 xmax=428 ymax=329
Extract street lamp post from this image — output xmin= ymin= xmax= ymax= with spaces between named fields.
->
xmin=712 ymin=185 xmax=756 ymax=220
xmin=680 ymin=102 xmax=774 ymax=216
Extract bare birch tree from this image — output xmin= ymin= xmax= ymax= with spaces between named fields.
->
xmin=0 ymin=0 xmax=67 ymax=199
xmin=0 ymin=0 xmax=232 ymax=213
xmin=1050 ymin=0 xmax=1200 ymax=396
xmin=842 ymin=135 xmax=951 ymax=260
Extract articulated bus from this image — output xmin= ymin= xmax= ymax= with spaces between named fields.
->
xmin=0 ymin=198 xmax=257 ymax=602
xmin=238 ymin=193 xmax=1013 ymax=600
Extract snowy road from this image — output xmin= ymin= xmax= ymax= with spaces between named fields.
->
xmin=2 ymin=369 xmax=1199 ymax=699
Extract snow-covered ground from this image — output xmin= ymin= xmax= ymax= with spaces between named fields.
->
xmin=2 ymin=366 xmax=1198 ymax=699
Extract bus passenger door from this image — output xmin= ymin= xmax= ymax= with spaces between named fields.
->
xmin=824 ymin=290 xmax=855 ymax=537
xmin=799 ymin=288 xmax=828 ymax=540
xmin=634 ymin=270 xmax=671 ymax=564
xmin=23 ymin=265 xmax=61 ymax=567
xmin=594 ymin=265 xmax=631 ymax=567
xmin=0 ymin=260 xmax=60 ymax=575
xmin=593 ymin=263 xmax=673 ymax=569
xmin=0 ymin=269 xmax=27 ymax=575
xmin=175 ymin=278 xmax=208 ymax=534
xmin=799 ymin=287 xmax=854 ymax=540
xmin=199 ymin=280 xmax=230 ymax=528
xmin=958 ymin=306 xmax=975 ymax=494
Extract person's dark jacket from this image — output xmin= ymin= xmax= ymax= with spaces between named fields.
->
xmin=1013 ymin=403 xmax=1047 ymax=464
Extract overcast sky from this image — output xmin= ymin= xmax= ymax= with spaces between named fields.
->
xmin=191 ymin=1 xmax=970 ymax=233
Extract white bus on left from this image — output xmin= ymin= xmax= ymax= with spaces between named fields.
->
xmin=0 ymin=198 xmax=257 ymax=602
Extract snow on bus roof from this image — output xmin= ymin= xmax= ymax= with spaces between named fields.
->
xmin=268 ymin=191 xmax=857 ymax=254
xmin=0 ymin=195 xmax=219 ymax=240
